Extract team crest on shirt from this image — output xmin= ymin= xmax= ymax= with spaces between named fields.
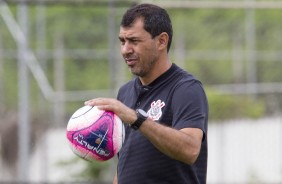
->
xmin=147 ymin=100 xmax=165 ymax=121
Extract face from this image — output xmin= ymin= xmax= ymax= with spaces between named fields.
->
xmin=119 ymin=18 xmax=159 ymax=78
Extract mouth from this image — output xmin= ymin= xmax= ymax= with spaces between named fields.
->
xmin=125 ymin=57 xmax=138 ymax=67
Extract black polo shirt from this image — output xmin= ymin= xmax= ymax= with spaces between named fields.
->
xmin=117 ymin=64 xmax=208 ymax=184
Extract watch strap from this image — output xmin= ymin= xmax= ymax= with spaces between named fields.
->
xmin=131 ymin=109 xmax=148 ymax=130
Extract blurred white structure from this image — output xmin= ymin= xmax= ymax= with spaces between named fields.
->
xmin=208 ymin=116 xmax=282 ymax=183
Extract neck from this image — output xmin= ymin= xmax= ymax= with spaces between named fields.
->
xmin=139 ymin=59 xmax=172 ymax=86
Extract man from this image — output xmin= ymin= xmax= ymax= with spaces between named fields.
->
xmin=85 ymin=3 xmax=208 ymax=184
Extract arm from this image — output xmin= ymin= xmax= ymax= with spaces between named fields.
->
xmin=113 ymin=171 xmax=118 ymax=184
xmin=139 ymin=119 xmax=203 ymax=164
xmin=85 ymin=98 xmax=203 ymax=165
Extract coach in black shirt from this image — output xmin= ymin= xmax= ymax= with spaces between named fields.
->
xmin=85 ymin=3 xmax=208 ymax=184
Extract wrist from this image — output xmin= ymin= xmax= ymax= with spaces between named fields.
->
xmin=131 ymin=109 xmax=148 ymax=130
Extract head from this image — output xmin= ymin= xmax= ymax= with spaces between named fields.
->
xmin=119 ymin=4 xmax=173 ymax=82
xmin=121 ymin=4 xmax=173 ymax=53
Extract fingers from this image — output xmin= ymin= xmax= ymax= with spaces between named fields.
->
xmin=85 ymin=98 xmax=111 ymax=106
xmin=84 ymin=98 xmax=118 ymax=111
xmin=84 ymin=98 xmax=136 ymax=124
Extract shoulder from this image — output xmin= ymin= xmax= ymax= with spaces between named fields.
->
xmin=172 ymin=65 xmax=203 ymax=91
xmin=173 ymin=73 xmax=206 ymax=103
xmin=170 ymin=66 xmax=208 ymax=107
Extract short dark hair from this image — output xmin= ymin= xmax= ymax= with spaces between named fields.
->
xmin=121 ymin=3 xmax=173 ymax=52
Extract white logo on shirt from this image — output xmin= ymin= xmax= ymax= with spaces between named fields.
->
xmin=147 ymin=100 xmax=165 ymax=121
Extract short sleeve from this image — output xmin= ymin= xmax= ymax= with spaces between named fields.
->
xmin=171 ymin=81 xmax=208 ymax=140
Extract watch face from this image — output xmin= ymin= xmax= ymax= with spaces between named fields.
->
xmin=132 ymin=109 xmax=148 ymax=130
xmin=138 ymin=109 xmax=148 ymax=117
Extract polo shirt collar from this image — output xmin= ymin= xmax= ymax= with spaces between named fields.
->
xmin=136 ymin=63 xmax=178 ymax=88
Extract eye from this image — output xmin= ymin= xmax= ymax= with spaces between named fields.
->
xmin=119 ymin=38 xmax=125 ymax=45
xmin=130 ymin=39 xmax=138 ymax=45
xmin=120 ymin=40 xmax=125 ymax=45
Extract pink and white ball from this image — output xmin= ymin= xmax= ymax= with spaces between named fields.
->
xmin=66 ymin=105 xmax=125 ymax=162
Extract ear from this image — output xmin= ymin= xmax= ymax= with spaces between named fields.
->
xmin=156 ymin=32 xmax=169 ymax=51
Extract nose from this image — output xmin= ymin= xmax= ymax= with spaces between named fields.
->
xmin=121 ymin=42 xmax=133 ymax=56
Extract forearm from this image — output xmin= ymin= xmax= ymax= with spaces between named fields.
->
xmin=139 ymin=119 xmax=202 ymax=165
xmin=113 ymin=171 xmax=118 ymax=184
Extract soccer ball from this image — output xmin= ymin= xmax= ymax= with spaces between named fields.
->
xmin=66 ymin=105 xmax=125 ymax=162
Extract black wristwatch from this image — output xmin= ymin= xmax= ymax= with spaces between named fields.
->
xmin=131 ymin=109 xmax=148 ymax=130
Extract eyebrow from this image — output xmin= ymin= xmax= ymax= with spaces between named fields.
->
xmin=118 ymin=36 xmax=139 ymax=41
xmin=118 ymin=36 xmax=124 ymax=41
